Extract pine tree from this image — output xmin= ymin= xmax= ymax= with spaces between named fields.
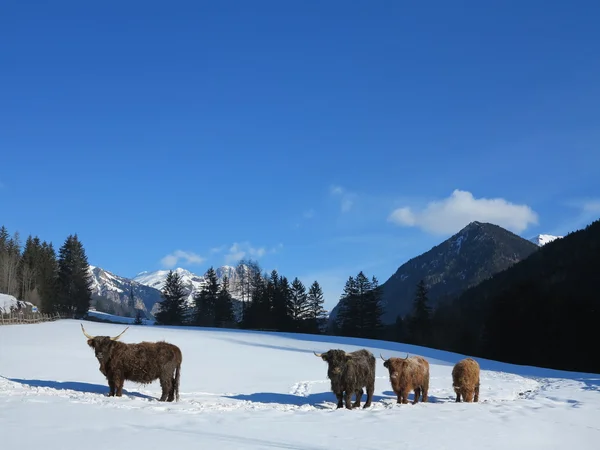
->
xmin=407 ymin=279 xmax=432 ymax=345
xmin=18 ymin=235 xmax=42 ymax=303
xmin=56 ymin=234 xmax=92 ymax=318
xmin=214 ymin=274 xmax=234 ymax=327
xmin=193 ymin=266 xmax=220 ymax=326
xmin=128 ymin=286 xmax=136 ymax=314
xmin=306 ymin=280 xmax=326 ymax=333
xmin=336 ymin=275 xmax=359 ymax=336
xmin=154 ymin=270 xmax=188 ymax=325
xmin=0 ymin=230 xmax=21 ymax=297
xmin=288 ymin=277 xmax=310 ymax=330
xmin=37 ymin=241 xmax=58 ymax=314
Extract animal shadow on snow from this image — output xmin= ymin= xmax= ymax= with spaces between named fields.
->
xmin=381 ymin=390 xmax=446 ymax=404
xmin=226 ymin=391 xmax=388 ymax=408
xmin=8 ymin=378 xmax=154 ymax=400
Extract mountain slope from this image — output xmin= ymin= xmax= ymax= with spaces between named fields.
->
xmin=435 ymin=219 xmax=600 ymax=373
xmin=133 ymin=266 xmax=243 ymax=319
xmin=329 ymin=221 xmax=540 ymax=326
xmin=88 ymin=266 xmax=160 ymax=319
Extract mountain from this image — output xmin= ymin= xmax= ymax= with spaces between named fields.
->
xmin=432 ymin=219 xmax=600 ymax=373
xmin=133 ymin=266 xmax=244 ymax=319
xmin=328 ymin=221 xmax=540 ymax=327
xmin=528 ymin=234 xmax=562 ymax=246
xmin=88 ymin=265 xmax=160 ymax=319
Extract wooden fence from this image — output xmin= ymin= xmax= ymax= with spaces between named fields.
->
xmin=0 ymin=311 xmax=61 ymax=326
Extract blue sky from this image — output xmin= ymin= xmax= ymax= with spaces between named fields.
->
xmin=1 ymin=1 xmax=599 ymax=311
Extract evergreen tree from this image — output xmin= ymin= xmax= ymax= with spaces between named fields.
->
xmin=269 ymin=270 xmax=292 ymax=331
xmin=362 ymin=275 xmax=384 ymax=338
xmin=56 ymin=234 xmax=92 ymax=318
xmin=335 ymin=271 xmax=383 ymax=339
xmin=336 ymin=275 xmax=359 ymax=336
xmin=37 ymin=241 xmax=58 ymax=314
xmin=306 ymin=280 xmax=326 ymax=333
xmin=18 ymin=235 xmax=42 ymax=303
xmin=155 ymin=270 xmax=188 ymax=325
xmin=193 ymin=266 xmax=220 ymax=326
xmin=214 ymin=274 xmax=234 ymax=327
xmin=407 ymin=279 xmax=432 ymax=345
xmin=0 ymin=230 xmax=21 ymax=297
xmin=128 ymin=286 xmax=135 ymax=314
xmin=288 ymin=277 xmax=310 ymax=330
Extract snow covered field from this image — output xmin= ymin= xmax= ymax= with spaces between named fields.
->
xmin=1 ymin=320 xmax=598 ymax=449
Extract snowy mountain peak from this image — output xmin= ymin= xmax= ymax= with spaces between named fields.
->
xmin=529 ymin=234 xmax=562 ymax=246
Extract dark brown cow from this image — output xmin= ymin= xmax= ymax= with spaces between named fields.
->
xmin=314 ymin=349 xmax=376 ymax=410
xmin=452 ymin=357 xmax=480 ymax=402
xmin=380 ymin=353 xmax=430 ymax=405
xmin=81 ymin=324 xmax=182 ymax=402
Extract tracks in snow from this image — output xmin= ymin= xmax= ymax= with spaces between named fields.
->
xmin=0 ymin=373 xmax=567 ymax=415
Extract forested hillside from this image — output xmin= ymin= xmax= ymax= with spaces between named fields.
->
xmin=428 ymin=219 xmax=600 ymax=373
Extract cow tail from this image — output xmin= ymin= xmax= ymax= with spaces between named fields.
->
xmin=173 ymin=363 xmax=181 ymax=402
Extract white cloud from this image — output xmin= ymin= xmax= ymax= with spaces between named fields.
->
xmin=581 ymin=200 xmax=600 ymax=213
xmin=223 ymin=242 xmax=281 ymax=264
xmin=388 ymin=189 xmax=539 ymax=235
xmin=160 ymin=250 xmax=205 ymax=268
xmin=329 ymin=184 xmax=356 ymax=213
xmin=303 ymin=209 xmax=315 ymax=219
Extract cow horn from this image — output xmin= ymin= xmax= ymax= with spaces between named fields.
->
xmin=313 ymin=352 xmax=323 ymax=357
xmin=81 ymin=324 xmax=94 ymax=339
xmin=404 ymin=353 xmax=409 ymax=360
xmin=110 ymin=326 xmax=129 ymax=341
xmin=380 ymin=354 xmax=386 ymax=361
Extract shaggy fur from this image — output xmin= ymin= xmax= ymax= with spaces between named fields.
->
xmin=315 ymin=348 xmax=376 ymax=409
xmin=381 ymin=354 xmax=430 ymax=405
xmin=452 ymin=358 xmax=480 ymax=402
xmin=82 ymin=325 xmax=182 ymax=402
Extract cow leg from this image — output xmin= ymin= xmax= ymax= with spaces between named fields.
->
xmin=108 ymin=380 xmax=115 ymax=397
xmin=115 ymin=378 xmax=124 ymax=397
xmin=352 ymin=388 xmax=363 ymax=408
xmin=344 ymin=391 xmax=353 ymax=410
xmin=159 ymin=376 xmax=172 ymax=402
xmin=422 ymin=378 xmax=429 ymax=402
xmin=474 ymin=383 xmax=480 ymax=402
xmin=455 ymin=391 xmax=461 ymax=402
xmin=401 ymin=389 xmax=409 ymax=404
xmin=363 ymin=382 xmax=374 ymax=408
xmin=335 ymin=392 xmax=344 ymax=409
xmin=413 ymin=387 xmax=421 ymax=404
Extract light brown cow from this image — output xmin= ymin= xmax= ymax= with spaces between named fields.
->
xmin=452 ymin=357 xmax=480 ymax=402
xmin=380 ymin=353 xmax=430 ymax=404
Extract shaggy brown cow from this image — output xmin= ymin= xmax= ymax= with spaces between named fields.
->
xmin=81 ymin=324 xmax=182 ymax=402
xmin=380 ymin=353 xmax=429 ymax=405
xmin=452 ymin=357 xmax=480 ymax=402
xmin=314 ymin=348 xmax=376 ymax=410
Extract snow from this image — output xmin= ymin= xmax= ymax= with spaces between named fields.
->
xmin=86 ymin=310 xmax=155 ymax=325
xmin=0 ymin=293 xmax=35 ymax=313
xmin=1 ymin=320 xmax=598 ymax=449
xmin=529 ymin=234 xmax=562 ymax=246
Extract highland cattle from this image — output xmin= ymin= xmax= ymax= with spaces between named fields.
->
xmin=314 ymin=348 xmax=376 ymax=409
xmin=380 ymin=353 xmax=430 ymax=404
xmin=81 ymin=324 xmax=182 ymax=402
xmin=452 ymin=357 xmax=480 ymax=402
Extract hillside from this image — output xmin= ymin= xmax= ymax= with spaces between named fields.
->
xmin=1 ymin=320 xmax=599 ymax=449
xmin=89 ymin=265 xmax=159 ymax=319
xmin=133 ymin=266 xmax=244 ymax=319
xmin=433 ymin=219 xmax=600 ymax=374
xmin=329 ymin=221 xmax=539 ymax=326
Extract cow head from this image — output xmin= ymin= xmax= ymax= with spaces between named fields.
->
xmin=314 ymin=349 xmax=353 ymax=378
xmin=81 ymin=324 xmax=129 ymax=363
xmin=380 ymin=353 xmax=409 ymax=379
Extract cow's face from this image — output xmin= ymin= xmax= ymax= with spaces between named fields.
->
xmin=81 ymin=324 xmax=129 ymax=363
xmin=86 ymin=336 xmax=115 ymax=362
xmin=381 ymin=354 xmax=409 ymax=379
xmin=315 ymin=349 xmax=352 ymax=378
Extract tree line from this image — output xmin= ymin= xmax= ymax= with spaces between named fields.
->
xmin=154 ymin=258 xmax=329 ymax=334
xmin=0 ymin=225 xmax=93 ymax=317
